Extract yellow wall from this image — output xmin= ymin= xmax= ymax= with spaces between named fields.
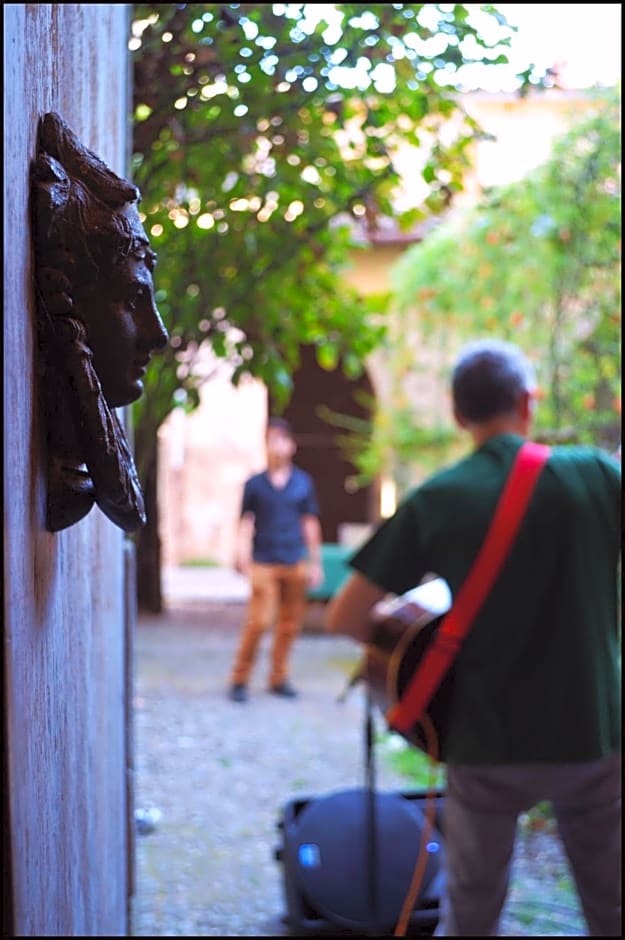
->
xmin=343 ymin=244 xmax=407 ymax=295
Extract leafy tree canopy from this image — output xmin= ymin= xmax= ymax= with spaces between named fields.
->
xmin=129 ymin=2 xmax=546 ymax=473
xmin=373 ymin=88 xmax=621 ymax=490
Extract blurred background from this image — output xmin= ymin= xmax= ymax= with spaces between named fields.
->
xmin=126 ymin=4 xmax=620 ymax=612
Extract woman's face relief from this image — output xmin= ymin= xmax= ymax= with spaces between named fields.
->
xmin=83 ymin=204 xmax=169 ymax=408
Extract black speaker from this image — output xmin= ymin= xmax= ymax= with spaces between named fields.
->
xmin=274 ymin=786 xmax=445 ymax=936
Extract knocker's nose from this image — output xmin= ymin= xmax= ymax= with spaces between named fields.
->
xmin=152 ymin=320 xmax=169 ymax=351
xmin=146 ymin=301 xmax=169 ymax=351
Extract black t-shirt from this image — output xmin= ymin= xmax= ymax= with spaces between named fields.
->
xmin=242 ymin=466 xmax=319 ymax=564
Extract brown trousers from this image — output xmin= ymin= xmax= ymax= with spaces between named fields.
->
xmin=230 ymin=561 xmax=309 ymax=687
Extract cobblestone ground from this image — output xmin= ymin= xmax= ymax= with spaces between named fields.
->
xmin=129 ymin=602 xmax=587 ymax=937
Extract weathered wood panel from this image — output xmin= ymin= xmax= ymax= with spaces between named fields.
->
xmin=3 ymin=5 xmax=133 ymax=935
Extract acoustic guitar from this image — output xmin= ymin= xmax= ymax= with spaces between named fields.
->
xmin=358 ymin=577 xmax=453 ymax=760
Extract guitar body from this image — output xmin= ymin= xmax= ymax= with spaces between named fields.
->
xmin=362 ymin=614 xmax=455 ymax=761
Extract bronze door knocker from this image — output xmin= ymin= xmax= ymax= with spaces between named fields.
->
xmin=31 ymin=112 xmax=169 ymax=532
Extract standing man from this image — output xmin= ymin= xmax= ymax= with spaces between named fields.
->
xmin=325 ymin=339 xmax=621 ymax=936
xmin=228 ymin=417 xmax=324 ymax=702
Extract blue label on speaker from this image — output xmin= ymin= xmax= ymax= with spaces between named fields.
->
xmin=298 ymin=843 xmax=321 ymax=867
xmin=426 ymin=841 xmax=440 ymax=853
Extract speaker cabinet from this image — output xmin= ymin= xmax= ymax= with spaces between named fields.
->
xmin=274 ymin=787 xmax=445 ymax=936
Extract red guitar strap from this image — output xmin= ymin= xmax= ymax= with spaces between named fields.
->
xmin=386 ymin=441 xmax=551 ymax=738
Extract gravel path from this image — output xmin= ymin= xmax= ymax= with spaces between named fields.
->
xmin=129 ymin=602 xmax=587 ymax=937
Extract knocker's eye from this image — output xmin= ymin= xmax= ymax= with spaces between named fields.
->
xmin=132 ymin=246 xmax=157 ymax=271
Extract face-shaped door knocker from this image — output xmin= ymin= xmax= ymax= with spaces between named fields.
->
xmin=31 ymin=112 xmax=169 ymax=532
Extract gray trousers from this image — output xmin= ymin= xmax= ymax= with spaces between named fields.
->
xmin=435 ymin=754 xmax=621 ymax=936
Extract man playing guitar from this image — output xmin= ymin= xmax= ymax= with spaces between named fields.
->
xmin=325 ymin=339 xmax=621 ymax=937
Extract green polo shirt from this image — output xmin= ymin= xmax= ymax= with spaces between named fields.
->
xmin=350 ymin=434 xmax=621 ymax=764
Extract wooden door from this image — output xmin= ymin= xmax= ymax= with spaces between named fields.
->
xmin=273 ymin=345 xmax=377 ymax=542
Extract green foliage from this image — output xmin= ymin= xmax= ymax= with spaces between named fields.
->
xmin=378 ymin=731 xmax=445 ymax=787
xmin=129 ymin=3 xmax=544 ymax=476
xmin=388 ymin=89 xmax=621 ymax=462
xmin=519 ymin=800 xmax=556 ymax=834
xmin=319 ymin=392 xmax=460 ymax=494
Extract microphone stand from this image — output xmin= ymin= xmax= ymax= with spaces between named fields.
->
xmin=365 ymin=687 xmax=379 ymax=926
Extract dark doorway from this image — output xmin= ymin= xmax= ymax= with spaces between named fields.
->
xmin=272 ymin=346 xmax=376 ymax=542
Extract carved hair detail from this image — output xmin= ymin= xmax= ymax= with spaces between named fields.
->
xmin=33 ymin=113 xmax=149 ymax=286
